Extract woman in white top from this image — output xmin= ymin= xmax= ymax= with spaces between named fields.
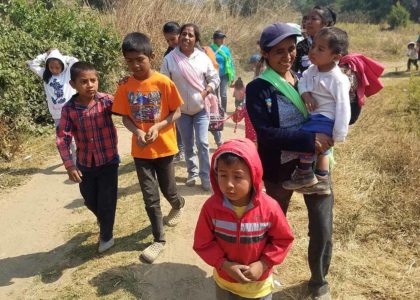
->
xmin=161 ymin=23 xmax=220 ymax=191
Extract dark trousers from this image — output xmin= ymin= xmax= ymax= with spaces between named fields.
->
xmin=407 ymin=59 xmax=418 ymax=71
xmin=134 ymin=156 xmax=184 ymax=243
xmin=79 ymin=163 xmax=119 ymax=242
xmin=264 ymin=159 xmax=333 ymax=294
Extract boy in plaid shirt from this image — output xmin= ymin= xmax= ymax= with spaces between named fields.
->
xmin=56 ymin=61 xmax=119 ymax=253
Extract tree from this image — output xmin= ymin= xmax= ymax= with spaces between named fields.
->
xmin=387 ymin=1 xmax=410 ymax=28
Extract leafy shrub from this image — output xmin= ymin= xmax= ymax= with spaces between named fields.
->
xmin=0 ymin=0 xmax=121 ymax=160
xmin=387 ymin=2 xmax=410 ymax=29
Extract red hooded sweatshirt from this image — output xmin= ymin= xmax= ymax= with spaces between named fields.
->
xmin=193 ymin=138 xmax=294 ymax=283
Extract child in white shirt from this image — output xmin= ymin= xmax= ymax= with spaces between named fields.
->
xmin=283 ymin=27 xmax=351 ymax=194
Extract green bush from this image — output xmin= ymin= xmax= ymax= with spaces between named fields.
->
xmin=387 ymin=2 xmax=410 ymax=29
xmin=0 ymin=0 xmax=121 ymax=159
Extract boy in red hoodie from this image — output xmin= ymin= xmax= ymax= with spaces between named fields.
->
xmin=193 ymin=138 xmax=294 ymax=299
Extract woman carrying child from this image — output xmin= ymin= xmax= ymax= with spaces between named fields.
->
xmin=246 ymin=23 xmax=334 ymax=299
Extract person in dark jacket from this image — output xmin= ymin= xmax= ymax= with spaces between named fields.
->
xmin=246 ymin=23 xmax=334 ymax=300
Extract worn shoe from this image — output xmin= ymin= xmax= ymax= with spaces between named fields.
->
xmin=173 ymin=151 xmax=184 ymax=163
xmin=310 ymin=284 xmax=331 ymax=300
xmin=186 ymin=176 xmax=197 ymax=187
xmin=140 ymin=242 xmax=165 ymax=264
xmin=296 ymin=175 xmax=331 ymax=195
xmin=201 ymin=181 xmax=211 ymax=192
xmin=282 ymin=168 xmax=318 ymax=190
xmin=163 ymin=207 xmax=183 ymax=227
xmin=98 ymin=238 xmax=114 ymax=253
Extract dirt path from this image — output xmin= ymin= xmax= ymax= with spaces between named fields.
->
xmin=0 ymin=101 xmax=244 ymax=299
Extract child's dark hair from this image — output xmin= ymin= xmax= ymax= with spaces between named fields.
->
xmin=70 ymin=61 xmax=97 ymax=81
xmin=163 ymin=21 xmax=181 ymax=34
xmin=122 ymin=32 xmax=153 ymax=57
xmin=179 ymin=23 xmax=201 ymax=44
xmin=312 ymin=6 xmax=337 ymax=27
xmin=43 ymin=58 xmax=64 ymax=83
xmin=316 ymin=27 xmax=349 ymax=56
xmin=216 ymin=152 xmax=246 ymax=170
xmin=234 ymin=77 xmax=244 ymax=89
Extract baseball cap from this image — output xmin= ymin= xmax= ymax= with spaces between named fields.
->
xmin=259 ymin=23 xmax=301 ymax=49
xmin=213 ymin=30 xmax=226 ymax=39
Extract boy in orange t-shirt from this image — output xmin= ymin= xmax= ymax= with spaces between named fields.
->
xmin=113 ymin=32 xmax=185 ymax=263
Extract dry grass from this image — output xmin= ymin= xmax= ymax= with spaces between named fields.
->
xmin=3 ymin=1 xmax=420 ymax=299
xmin=107 ymin=0 xmax=299 ymax=71
xmin=0 ymin=129 xmax=57 ymax=189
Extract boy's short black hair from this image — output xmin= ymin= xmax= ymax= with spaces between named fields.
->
xmin=216 ymin=152 xmax=247 ymax=169
xmin=122 ymin=32 xmax=153 ymax=57
xmin=70 ymin=61 xmax=97 ymax=81
xmin=163 ymin=21 xmax=180 ymax=34
xmin=316 ymin=27 xmax=349 ymax=56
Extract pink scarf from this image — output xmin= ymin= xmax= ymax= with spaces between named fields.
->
xmin=172 ymin=49 xmax=219 ymax=116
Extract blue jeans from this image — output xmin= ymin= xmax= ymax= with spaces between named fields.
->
xmin=176 ymin=126 xmax=184 ymax=153
xmin=217 ymin=73 xmax=229 ymax=112
xmin=211 ymin=130 xmax=223 ymax=146
xmin=176 ymin=110 xmax=210 ymax=184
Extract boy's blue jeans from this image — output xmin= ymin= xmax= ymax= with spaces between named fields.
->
xmin=176 ymin=110 xmax=211 ymax=184
xmin=79 ymin=163 xmax=119 ymax=242
xmin=134 ymin=155 xmax=185 ymax=243
xmin=264 ymin=159 xmax=333 ymax=296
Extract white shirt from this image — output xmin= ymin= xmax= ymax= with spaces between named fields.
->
xmin=27 ymin=50 xmax=78 ymax=120
xmin=298 ymin=64 xmax=351 ymax=142
xmin=160 ymin=47 xmax=220 ymax=115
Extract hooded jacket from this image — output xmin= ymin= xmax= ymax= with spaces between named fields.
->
xmin=339 ymin=53 xmax=384 ymax=107
xmin=193 ymin=138 xmax=294 ymax=283
xmin=27 ymin=50 xmax=78 ymax=119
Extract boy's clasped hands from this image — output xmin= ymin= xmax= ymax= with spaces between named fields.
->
xmin=135 ymin=125 xmax=160 ymax=148
xmin=222 ymin=259 xmax=268 ymax=283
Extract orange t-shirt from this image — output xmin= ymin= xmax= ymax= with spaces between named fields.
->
xmin=203 ymin=46 xmax=219 ymax=71
xmin=112 ymin=72 xmax=183 ymax=159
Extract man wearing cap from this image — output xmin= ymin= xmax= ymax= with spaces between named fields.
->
xmin=211 ymin=30 xmax=236 ymax=112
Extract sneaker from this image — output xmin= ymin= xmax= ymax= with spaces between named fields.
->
xmin=140 ymin=242 xmax=165 ymax=264
xmin=173 ymin=151 xmax=184 ymax=163
xmin=186 ymin=176 xmax=197 ymax=187
xmin=163 ymin=207 xmax=183 ymax=227
xmin=216 ymin=141 xmax=224 ymax=148
xmin=310 ymin=284 xmax=331 ymax=300
xmin=313 ymin=292 xmax=331 ymax=300
xmin=201 ymin=181 xmax=211 ymax=192
xmin=282 ymin=168 xmax=318 ymax=190
xmin=98 ymin=238 xmax=114 ymax=253
xmin=296 ymin=175 xmax=331 ymax=195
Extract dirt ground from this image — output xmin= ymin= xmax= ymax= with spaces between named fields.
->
xmin=0 ymin=98 xmax=249 ymax=299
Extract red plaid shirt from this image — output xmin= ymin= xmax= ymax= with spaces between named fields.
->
xmin=56 ymin=93 xmax=118 ymax=169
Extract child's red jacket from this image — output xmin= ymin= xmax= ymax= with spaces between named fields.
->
xmin=193 ymin=138 xmax=294 ymax=283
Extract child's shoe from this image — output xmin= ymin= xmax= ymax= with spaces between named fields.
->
xmin=163 ymin=207 xmax=183 ymax=227
xmin=186 ymin=175 xmax=197 ymax=187
xmin=282 ymin=168 xmax=318 ymax=190
xmin=140 ymin=242 xmax=165 ymax=264
xmin=296 ymin=175 xmax=331 ymax=195
xmin=173 ymin=151 xmax=184 ymax=163
xmin=98 ymin=238 xmax=114 ymax=253
xmin=201 ymin=181 xmax=211 ymax=192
